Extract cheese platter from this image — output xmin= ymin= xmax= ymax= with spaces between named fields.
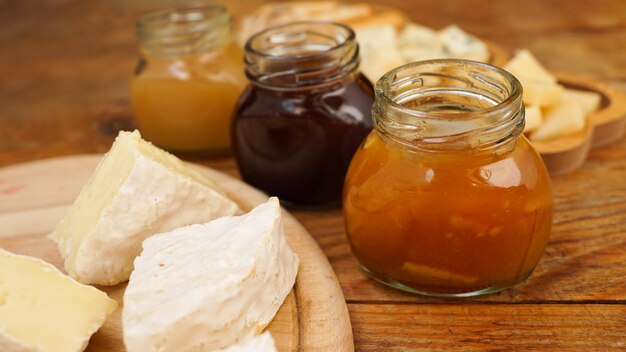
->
xmin=0 ymin=154 xmax=353 ymax=351
xmin=234 ymin=1 xmax=510 ymax=82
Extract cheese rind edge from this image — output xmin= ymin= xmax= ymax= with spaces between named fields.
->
xmin=123 ymin=197 xmax=299 ymax=352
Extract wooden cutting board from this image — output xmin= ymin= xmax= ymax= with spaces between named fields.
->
xmin=0 ymin=155 xmax=354 ymax=352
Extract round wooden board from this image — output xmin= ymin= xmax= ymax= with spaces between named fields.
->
xmin=0 ymin=155 xmax=354 ymax=352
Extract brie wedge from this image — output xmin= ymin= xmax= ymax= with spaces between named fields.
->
xmin=0 ymin=248 xmax=117 ymax=352
xmin=49 ymin=130 xmax=239 ymax=286
xmin=220 ymin=332 xmax=277 ymax=352
xmin=123 ymin=197 xmax=299 ymax=352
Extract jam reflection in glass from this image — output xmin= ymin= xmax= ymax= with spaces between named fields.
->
xmin=232 ymin=22 xmax=374 ymax=207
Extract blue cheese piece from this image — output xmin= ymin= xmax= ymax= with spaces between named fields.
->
xmin=439 ymin=24 xmax=489 ymax=62
xmin=49 ymin=130 xmax=239 ymax=286
xmin=123 ymin=197 xmax=299 ymax=352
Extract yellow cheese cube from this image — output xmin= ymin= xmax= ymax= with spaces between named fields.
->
xmin=562 ymin=88 xmax=602 ymax=115
xmin=522 ymin=81 xmax=564 ymax=108
xmin=504 ymin=49 xmax=557 ymax=85
xmin=530 ymin=100 xmax=586 ymax=142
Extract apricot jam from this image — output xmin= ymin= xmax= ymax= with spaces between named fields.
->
xmin=343 ymin=60 xmax=553 ymax=296
xmin=131 ymin=6 xmax=246 ymax=155
xmin=232 ymin=22 xmax=374 ymax=206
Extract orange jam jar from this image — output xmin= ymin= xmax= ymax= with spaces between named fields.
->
xmin=131 ymin=5 xmax=246 ymax=155
xmin=343 ymin=60 xmax=553 ymax=297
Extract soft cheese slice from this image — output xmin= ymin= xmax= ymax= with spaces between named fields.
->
xmin=355 ymin=24 xmax=406 ymax=81
xmin=220 ymin=332 xmax=277 ymax=352
xmin=504 ymin=49 xmax=557 ymax=85
xmin=523 ymin=105 xmax=543 ymax=133
xmin=504 ymin=49 xmax=564 ymax=107
xmin=0 ymin=248 xmax=117 ymax=352
xmin=521 ymin=81 xmax=564 ymax=108
xmin=398 ymin=23 xmax=443 ymax=62
xmin=123 ymin=197 xmax=299 ymax=352
xmin=49 ymin=130 xmax=239 ymax=285
xmin=562 ymin=88 xmax=602 ymax=115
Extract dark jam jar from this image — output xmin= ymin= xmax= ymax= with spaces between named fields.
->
xmin=232 ymin=21 xmax=374 ymax=207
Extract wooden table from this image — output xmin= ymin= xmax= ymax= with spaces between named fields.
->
xmin=1 ymin=0 xmax=625 ymax=350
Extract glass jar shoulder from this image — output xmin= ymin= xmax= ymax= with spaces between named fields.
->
xmin=345 ymin=133 xmax=552 ymax=203
xmin=133 ymin=43 xmax=245 ymax=85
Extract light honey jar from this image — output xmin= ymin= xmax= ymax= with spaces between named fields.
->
xmin=131 ymin=5 xmax=246 ymax=155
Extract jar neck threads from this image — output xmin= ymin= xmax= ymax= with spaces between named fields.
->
xmin=373 ymin=59 xmax=524 ymax=153
xmin=136 ymin=5 xmax=231 ymax=58
xmin=243 ymin=21 xmax=360 ymax=91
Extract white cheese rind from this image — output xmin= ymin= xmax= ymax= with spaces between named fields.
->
xmin=0 ymin=249 xmax=117 ymax=352
xmin=123 ymin=197 xmax=299 ymax=352
xmin=49 ymin=130 xmax=239 ymax=285
xmin=220 ymin=331 xmax=277 ymax=352
xmin=71 ymin=154 xmax=239 ymax=285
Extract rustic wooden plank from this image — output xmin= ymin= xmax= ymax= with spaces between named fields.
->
xmin=348 ymin=303 xmax=626 ymax=351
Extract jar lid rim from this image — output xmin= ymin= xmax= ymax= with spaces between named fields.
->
xmin=136 ymin=5 xmax=229 ymax=38
xmin=375 ymin=59 xmax=523 ymax=122
xmin=244 ymin=21 xmax=356 ymax=62
xmin=373 ymin=59 xmax=525 ymax=151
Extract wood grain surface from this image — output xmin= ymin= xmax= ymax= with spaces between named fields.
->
xmin=1 ymin=0 xmax=626 ymax=350
xmin=0 ymin=155 xmax=354 ymax=352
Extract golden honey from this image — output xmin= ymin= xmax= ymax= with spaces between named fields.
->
xmin=131 ymin=6 xmax=246 ymax=155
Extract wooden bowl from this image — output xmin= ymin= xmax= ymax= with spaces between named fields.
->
xmin=530 ymin=73 xmax=626 ymax=176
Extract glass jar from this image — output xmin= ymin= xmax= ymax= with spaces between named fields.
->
xmin=131 ymin=5 xmax=246 ymax=155
xmin=343 ymin=60 xmax=553 ymax=297
xmin=232 ymin=22 xmax=374 ymax=207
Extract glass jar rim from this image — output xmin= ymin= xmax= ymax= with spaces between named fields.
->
xmin=136 ymin=5 xmax=230 ymax=57
xmin=244 ymin=21 xmax=356 ymax=61
xmin=373 ymin=59 xmax=525 ymax=152
xmin=376 ymin=59 xmax=523 ymax=122
xmin=243 ymin=21 xmax=360 ymax=90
